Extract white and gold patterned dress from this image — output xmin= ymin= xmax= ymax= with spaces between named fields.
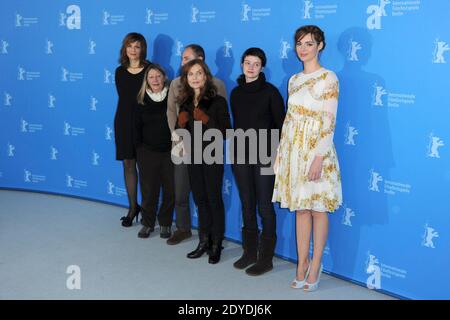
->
xmin=272 ymin=68 xmax=342 ymax=212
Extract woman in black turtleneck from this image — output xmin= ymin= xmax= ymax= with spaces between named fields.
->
xmin=134 ymin=64 xmax=174 ymax=239
xmin=230 ymin=48 xmax=285 ymax=276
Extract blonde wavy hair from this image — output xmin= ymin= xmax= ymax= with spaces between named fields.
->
xmin=137 ymin=63 xmax=168 ymax=105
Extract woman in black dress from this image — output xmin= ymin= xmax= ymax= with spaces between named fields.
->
xmin=176 ymin=59 xmax=231 ymax=264
xmin=114 ymin=32 xmax=149 ymax=227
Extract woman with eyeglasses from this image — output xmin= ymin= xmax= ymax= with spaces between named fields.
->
xmin=272 ymin=25 xmax=342 ymax=291
xmin=134 ymin=64 xmax=174 ymax=239
xmin=230 ymin=48 xmax=285 ymax=276
xmin=176 ymin=59 xmax=231 ymax=264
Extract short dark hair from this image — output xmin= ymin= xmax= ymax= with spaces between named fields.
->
xmin=185 ymin=44 xmax=205 ymax=60
xmin=119 ymin=32 xmax=148 ymax=67
xmin=294 ymin=25 xmax=326 ymax=52
xmin=241 ymin=47 xmax=267 ymax=67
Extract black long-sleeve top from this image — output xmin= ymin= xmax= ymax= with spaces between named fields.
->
xmin=134 ymin=91 xmax=172 ymax=153
xmin=230 ymin=72 xmax=286 ymax=164
xmin=177 ymin=95 xmax=231 ymax=162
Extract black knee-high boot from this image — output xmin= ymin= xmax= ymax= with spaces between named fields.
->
xmin=245 ymin=235 xmax=277 ymax=276
xmin=233 ymin=229 xmax=258 ymax=269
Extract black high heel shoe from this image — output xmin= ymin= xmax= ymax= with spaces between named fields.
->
xmin=120 ymin=205 xmax=141 ymax=227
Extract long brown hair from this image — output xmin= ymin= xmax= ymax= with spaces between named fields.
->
xmin=137 ymin=64 xmax=168 ymax=105
xmin=177 ymin=59 xmax=217 ymax=105
xmin=119 ymin=32 xmax=148 ymax=67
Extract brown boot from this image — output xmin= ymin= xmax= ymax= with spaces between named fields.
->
xmin=166 ymin=229 xmax=192 ymax=245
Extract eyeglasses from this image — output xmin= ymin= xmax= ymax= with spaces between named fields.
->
xmin=295 ymin=41 xmax=318 ymax=49
xmin=148 ymin=74 xmax=163 ymax=80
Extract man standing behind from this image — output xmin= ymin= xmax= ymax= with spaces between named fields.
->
xmin=166 ymin=44 xmax=227 ymax=245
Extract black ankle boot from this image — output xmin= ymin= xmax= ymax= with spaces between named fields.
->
xmin=137 ymin=225 xmax=154 ymax=238
xmin=246 ymin=235 xmax=277 ymax=276
xmin=160 ymin=226 xmax=172 ymax=239
xmin=187 ymin=233 xmax=211 ymax=259
xmin=233 ymin=229 xmax=258 ymax=269
xmin=208 ymin=238 xmax=223 ymax=264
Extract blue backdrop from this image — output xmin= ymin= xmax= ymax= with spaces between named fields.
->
xmin=1 ymin=0 xmax=449 ymax=299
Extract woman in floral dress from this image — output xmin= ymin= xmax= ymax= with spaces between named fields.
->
xmin=272 ymin=25 xmax=342 ymax=292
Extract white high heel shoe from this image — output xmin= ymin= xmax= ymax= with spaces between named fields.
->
xmin=291 ymin=262 xmax=311 ymax=289
xmin=303 ymin=264 xmax=323 ymax=292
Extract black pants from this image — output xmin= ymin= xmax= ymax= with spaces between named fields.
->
xmin=136 ymin=148 xmax=174 ymax=228
xmin=232 ymin=164 xmax=276 ymax=238
xmin=188 ymin=163 xmax=225 ymax=240
xmin=173 ymin=162 xmax=191 ymax=231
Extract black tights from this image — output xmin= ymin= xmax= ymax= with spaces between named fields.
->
xmin=123 ymin=159 xmax=138 ymax=214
